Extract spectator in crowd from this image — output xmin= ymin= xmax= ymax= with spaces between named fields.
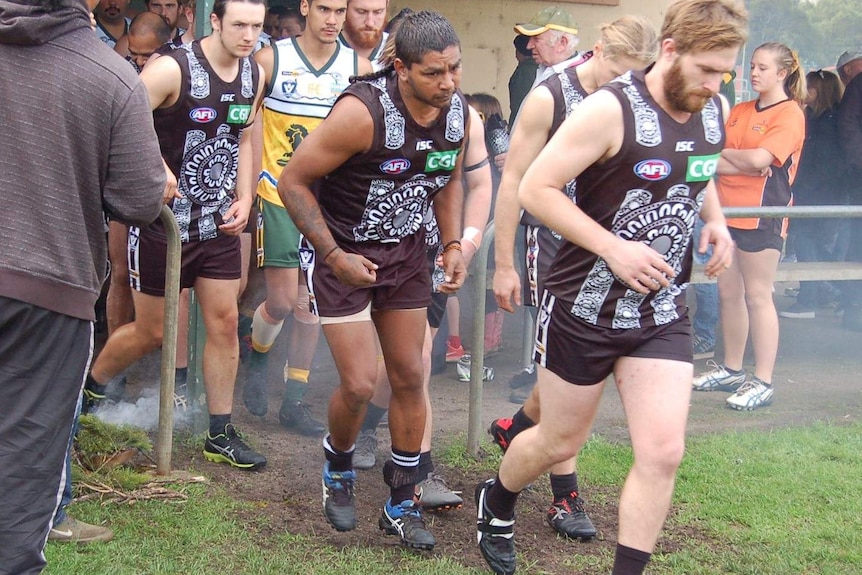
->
xmin=514 ymin=6 xmax=581 ymax=90
xmin=508 ymin=34 xmax=538 ymax=127
xmin=94 ymin=0 xmax=131 ymax=46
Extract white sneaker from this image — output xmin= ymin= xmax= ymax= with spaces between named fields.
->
xmin=457 ymin=355 xmax=494 ymax=383
xmin=693 ymin=360 xmax=746 ymax=392
xmin=726 ymin=378 xmax=773 ymax=411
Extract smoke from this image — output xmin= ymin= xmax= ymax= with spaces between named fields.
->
xmin=94 ymin=387 xmax=199 ymax=431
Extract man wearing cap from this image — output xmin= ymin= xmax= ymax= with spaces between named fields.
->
xmin=514 ymin=6 xmax=580 ymax=90
xmin=837 ymin=49 xmax=862 ymax=331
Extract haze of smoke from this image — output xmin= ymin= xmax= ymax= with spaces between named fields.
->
xmin=95 ymin=388 xmax=198 ymax=431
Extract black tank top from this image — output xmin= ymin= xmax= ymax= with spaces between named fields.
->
xmin=544 ymin=67 xmax=725 ymax=329
xmin=152 ymin=40 xmax=259 ymax=242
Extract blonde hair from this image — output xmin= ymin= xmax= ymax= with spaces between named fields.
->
xmin=599 ymin=15 xmax=658 ymax=65
xmin=755 ymin=42 xmax=807 ymax=104
xmin=661 ymin=0 xmax=748 ymax=55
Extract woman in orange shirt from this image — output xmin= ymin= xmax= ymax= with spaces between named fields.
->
xmin=693 ymin=42 xmax=806 ymax=411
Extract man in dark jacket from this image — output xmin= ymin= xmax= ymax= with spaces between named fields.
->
xmin=0 ymin=1 xmax=165 ymax=573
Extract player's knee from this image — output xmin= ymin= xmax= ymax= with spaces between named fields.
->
xmin=640 ymin=437 xmax=686 ymax=476
xmin=341 ymin=379 xmax=376 ymax=407
xmin=293 ymin=303 xmax=318 ymax=325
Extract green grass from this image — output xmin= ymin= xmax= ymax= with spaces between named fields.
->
xmin=45 ymin=423 xmax=862 ymax=575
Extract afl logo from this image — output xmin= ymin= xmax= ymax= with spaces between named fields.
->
xmin=189 ymin=107 xmax=217 ymax=123
xmin=634 ymin=159 xmax=671 ymax=181
xmin=380 ymin=158 xmax=411 ymax=175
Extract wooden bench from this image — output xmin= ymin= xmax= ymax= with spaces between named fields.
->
xmin=691 ymin=261 xmax=862 ymax=284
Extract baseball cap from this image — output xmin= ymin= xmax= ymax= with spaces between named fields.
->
xmin=514 ymin=7 xmax=578 ymax=37
xmin=837 ymin=49 xmax=862 ymax=69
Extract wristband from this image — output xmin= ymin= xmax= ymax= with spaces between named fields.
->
xmin=462 ymin=226 xmax=482 ymax=249
xmin=443 ymin=240 xmax=462 ymax=254
xmin=322 ymin=245 xmax=340 ymax=262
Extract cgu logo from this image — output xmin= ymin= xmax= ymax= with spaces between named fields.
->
xmin=634 ymin=159 xmax=671 ymax=181
xmin=380 ymin=158 xmax=411 ymax=175
xmin=189 ymin=107 xmax=217 ymax=123
xmin=425 ymin=149 xmax=458 ymax=172
xmin=686 ymin=153 xmax=720 ymax=182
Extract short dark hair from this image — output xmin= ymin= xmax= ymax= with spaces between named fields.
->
xmin=129 ymin=11 xmax=172 ymax=44
xmin=213 ymin=0 xmax=266 ymax=20
xmin=394 ymin=11 xmax=460 ymax=68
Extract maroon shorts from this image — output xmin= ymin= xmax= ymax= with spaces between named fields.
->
xmin=307 ymin=237 xmax=431 ymax=318
xmin=128 ymin=226 xmax=241 ymax=296
xmin=534 ymin=291 xmax=693 ymax=385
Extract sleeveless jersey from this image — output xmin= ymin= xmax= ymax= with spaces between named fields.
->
xmin=152 ymin=40 xmax=260 ymax=243
xmin=339 ymin=31 xmax=389 ymax=71
xmin=95 ymin=17 xmax=130 ymax=48
xmin=257 ymin=38 xmax=358 ymax=207
xmin=543 ymin=68 xmax=725 ymax=329
xmin=317 ymin=72 xmax=467 ymax=256
xmin=520 ymin=53 xmax=592 ymax=229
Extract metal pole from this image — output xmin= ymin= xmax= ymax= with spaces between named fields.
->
xmin=722 ymin=205 xmax=862 ymax=218
xmin=467 ymin=221 xmax=495 ymax=455
xmin=156 ymin=206 xmax=181 ymax=476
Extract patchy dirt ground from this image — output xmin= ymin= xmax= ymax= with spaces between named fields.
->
xmin=116 ymin=286 xmax=861 ymax=574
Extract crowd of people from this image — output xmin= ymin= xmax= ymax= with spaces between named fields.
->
xmin=2 ymin=0 xmax=861 ymax=574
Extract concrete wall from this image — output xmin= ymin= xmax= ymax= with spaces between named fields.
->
xmin=389 ymin=0 xmax=670 ymax=116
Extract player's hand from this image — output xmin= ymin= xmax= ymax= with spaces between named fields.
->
xmin=218 ymin=196 xmax=251 ymax=236
xmin=438 ymin=248 xmax=467 ymax=294
xmin=603 ymin=238 xmax=676 ymax=295
xmin=163 ymin=166 xmax=181 ymax=204
xmin=699 ymin=221 xmax=734 ymax=278
xmin=493 ymin=151 xmax=507 ymax=171
xmin=493 ymin=265 xmax=522 ymax=313
xmin=327 ymin=249 xmax=378 ymax=287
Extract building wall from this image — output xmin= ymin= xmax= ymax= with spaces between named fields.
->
xmin=389 ymin=0 xmax=670 ymax=117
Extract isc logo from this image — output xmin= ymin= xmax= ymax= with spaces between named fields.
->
xmin=634 ymin=159 xmax=671 ymax=181
xmin=380 ymin=158 xmax=411 ymax=174
xmin=189 ymin=107 xmax=217 ymax=123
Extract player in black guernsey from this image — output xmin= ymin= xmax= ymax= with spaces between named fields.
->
xmin=278 ymin=11 xmax=467 ymax=551
xmin=477 ymin=2 xmax=748 ymax=575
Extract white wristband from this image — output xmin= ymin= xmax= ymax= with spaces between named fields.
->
xmin=462 ymin=226 xmax=482 ymax=249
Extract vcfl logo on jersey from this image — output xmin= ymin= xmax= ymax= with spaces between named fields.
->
xmin=675 ymin=141 xmax=695 ymax=152
xmin=220 ymin=93 xmax=236 ymax=102
xmin=416 ymin=140 xmax=434 ymax=151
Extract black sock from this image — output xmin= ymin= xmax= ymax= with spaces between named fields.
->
xmin=724 ymin=365 xmax=743 ymax=375
xmin=208 ymin=414 xmax=231 ymax=437
xmin=612 ymin=544 xmax=651 ymax=575
xmin=85 ymin=373 xmax=108 ymax=396
xmin=362 ymin=402 xmax=388 ymax=432
xmin=417 ymin=451 xmax=434 ymax=481
xmin=509 ymin=407 xmax=536 ymax=438
xmin=323 ymin=435 xmax=354 ymax=472
xmin=549 ymin=472 xmax=579 ymax=500
xmin=486 ymin=474 xmax=519 ymax=520
xmin=388 ymin=449 xmax=420 ymax=503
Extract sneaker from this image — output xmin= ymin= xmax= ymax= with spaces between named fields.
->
xmin=546 ymin=492 xmax=596 ymax=540
xmin=48 ymin=516 xmax=114 ymax=544
xmin=475 ymin=479 xmax=516 ymax=575
xmin=726 ymin=378 xmax=774 ymax=411
xmin=489 ymin=418 xmax=514 ymax=453
xmin=416 ymin=472 xmax=463 ymax=511
xmin=692 ymin=334 xmax=715 ymax=360
xmin=203 ymin=423 xmax=267 ymax=470
xmin=322 ymin=462 xmax=357 ymax=531
xmin=353 ymin=428 xmax=378 ymax=470
xmin=278 ymin=401 xmax=325 ymax=437
xmin=379 ymin=498 xmax=436 ymax=550
xmin=507 ymin=364 xmax=536 ymax=389
xmin=81 ymin=386 xmax=105 ymax=415
xmin=446 ymin=340 xmax=466 ymax=363
xmin=692 ymin=360 xmax=746 ymax=392
xmin=779 ymin=303 xmax=815 ymax=319
xmin=457 ymin=355 xmax=494 ymax=383
xmin=242 ymin=350 xmax=268 ymax=416
xmin=508 ymin=382 xmax=534 ymax=405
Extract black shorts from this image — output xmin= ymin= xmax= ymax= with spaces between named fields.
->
xmin=534 ymin=291 xmax=693 ymax=385
xmin=128 ymin=227 xmax=241 ymax=296
xmin=427 ymin=291 xmax=448 ymax=329
xmin=729 ymin=227 xmax=783 ymax=253
xmin=523 ymin=224 xmax=563 ymax=308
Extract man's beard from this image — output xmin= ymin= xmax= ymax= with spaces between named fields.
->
xmin=344 ymin=20 xmax=382 ymax=51
xmin=663 ymin=59 xmax=714 ymax=114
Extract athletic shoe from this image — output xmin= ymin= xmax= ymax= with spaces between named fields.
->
xmin=446 ymin=340 xmax=466 ymax=363
xmin=81 ymin=386 xmax=105 ymax=415
xmin=779 ymin=304 xmax=815 ymax=319
xmin=278 ymin=400 xmax=325 ymax=437
xmin=475 ymin=479 xmax=516 ymax=575
xmin=353 ymin=428 xmax=378 ymax=470
xmin=546 ymin=492 xmax=596 ymax=540
xmin=322 ymin=462 xmax=357 ymax=531
xmin=242 ymin=350 xmax=268 ymax=416
xmin=203 ymin=424 xmax=267 ymax=470
xmin=379 ymin=498 xmax=436 ymax=550
xmin=489 ymin=418 xmax=514 ymax=453
xmin=692 ymin=334 xmax=715 ymax=360
xmin=507 ymin=364 xmax=536 ymax=389
xmin=48 ymin=516 xmax=114 ymax=544
xmin=457 ymin=355 xmax=494 ymax=383
xmin=692 ymin=360 xmax=746 ymax=392
xmin=508 ymin=382 xmax=533 ymax=405
xmin=416 ymin=472 xmax=463 ymax=511
xmin=726 ymin=378 xmax=773 ymax=411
